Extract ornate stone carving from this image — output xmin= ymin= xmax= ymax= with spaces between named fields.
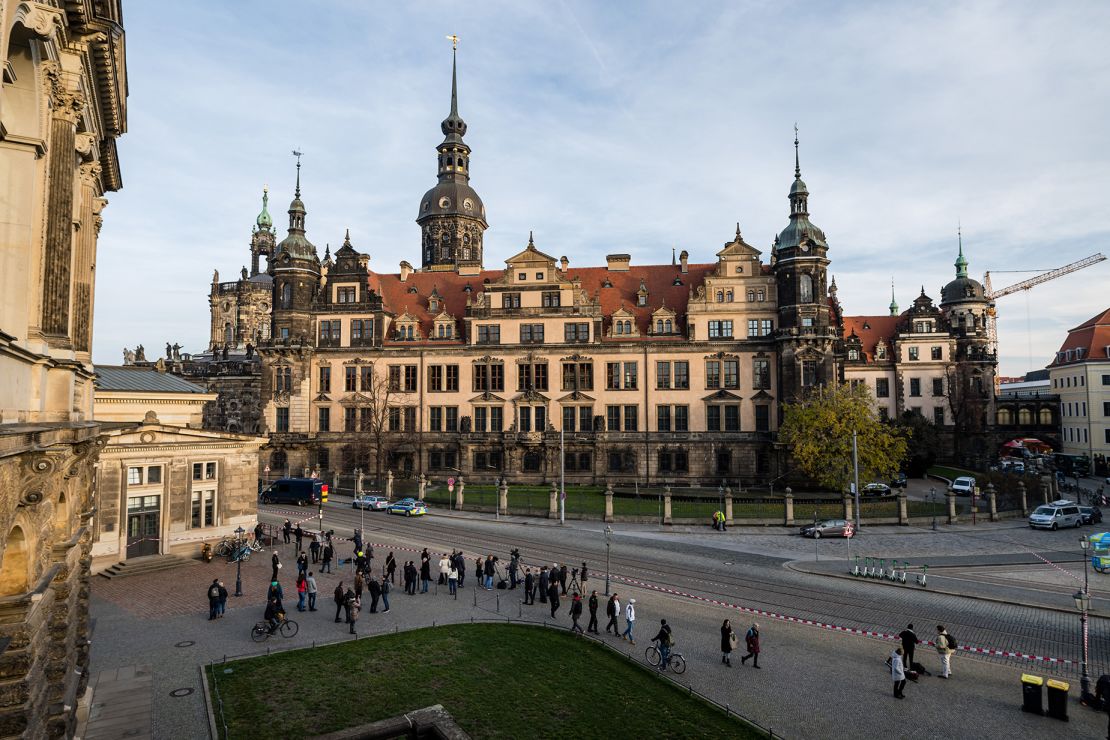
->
xmin=15 ymin=1 xmax=61 ymax=40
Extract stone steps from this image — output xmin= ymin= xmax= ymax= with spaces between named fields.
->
xmin=97 ymin=555 xmax=196 ymax=579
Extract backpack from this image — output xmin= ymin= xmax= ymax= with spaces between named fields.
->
xmin=946 ymin=634 xmax=957 ymax=650
xmin=664 ymin=630 xmax=675 ymax=647
xmin=208 ymin=585 xmax=220 ymax=600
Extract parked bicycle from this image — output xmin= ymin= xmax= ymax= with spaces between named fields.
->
xmin=645 ymin=642 xmax=687 ymax=674
xmin=251 ymin=615 xmax=298 ymax=642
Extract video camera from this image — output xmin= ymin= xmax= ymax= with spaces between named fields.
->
xmin=572 ymin=567 xmax=579 ymax=577
xmin=510 ymin=548 xmax=520 ymax=559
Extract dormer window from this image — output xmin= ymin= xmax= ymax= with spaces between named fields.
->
xmin=637 ymin=294 xmax=647 ymax=307
xmin=429 ymin=298 xmax=439 ymax=313
xmin=876 ymin=345 xmax=887 ymax=360
xmin=848 ymin=348 xmax=860 ymax=361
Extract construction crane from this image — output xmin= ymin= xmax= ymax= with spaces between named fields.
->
xmin=982 ymin=252 xmax=1106 ymax=358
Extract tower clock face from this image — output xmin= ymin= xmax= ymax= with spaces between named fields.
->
xmin=439 ymin=196 xmax=451 ymax=209
xmin=799 ymin=240 xmax=810 ymax=252
xmin=463 ymin=198 xmax=473 ymax=212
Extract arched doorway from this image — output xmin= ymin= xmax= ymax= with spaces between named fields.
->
xmin=0 ymin=526 xmax=31 ymax=596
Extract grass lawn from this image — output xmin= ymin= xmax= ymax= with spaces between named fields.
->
xmin=927 ymin=465 xmax=975 ymax=482
xmin=207 ymin=623 xmax=760 ymax=739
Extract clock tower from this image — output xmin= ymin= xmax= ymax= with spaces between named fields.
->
xmin=773 ymin=130 xmax=842 ymax=399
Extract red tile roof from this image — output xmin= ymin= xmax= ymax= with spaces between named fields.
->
xmin=1049 ymin=307 xmax=1110 ymax=366
xmin=842 ymin=315 xmax=900 ymax=361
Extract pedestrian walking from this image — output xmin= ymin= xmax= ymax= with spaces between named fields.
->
xmin=454 ymin=551 xmax=466 ymax=588
xmin=282 ymin=519 xmax=292 ymax=544
xmin=721 ymin=619 xmax=736 ymax=666
xmin=295 ymin=573 xmax=307 ymax=612
xmin=420 ymin=555 xmax=431 ymax=593
xmin=558 ymin=563 xmax=568 ymax=595
xmin=217 ymin=581 xmax=228 ymax=618
xmin=310 ymin=535 xmax=321 ymax=563
xmin=381 ymin=577 xmax=391 ymax=612
xmin=580 ymin=562 xmax=588 ymax=584
xmin=898 ymin=624 xmax=919 ymax=670
xmin=346 ymin=589 xmax=360 ymax=634
xmin=355 ymin=572 xmax=364 ymax=601
xmin=587 ymin=591 xmax=600 ymax=633
xmin=523 ymin=568 xmax=534 ymax=604
xmin=207 ymin=579 xmax=221 ymax=620
xmin=306 ymin=572 xmax=318 ymax=611
xmin=935 ymin=625 xmax=955 ymax=678
xmin=294 ymin=524 xmax=304 ymax=552
xmin=621 ymin=598 xmax=636 ymax=644
xmin=321 ymin=542 xmax=333 ymax=573
xmin=353 ymin=529 xmax=364 ymax=556
xmin=368 ymin=574 xmax=381 ymax=613
xmin=548 ymin=581 xmax=561 ymax=618
xmin=386 ymin=552 xmax=397 ymax=584
xmin=891 ymin=647 xmax=907 ymax=698
xmin=740 ymin=623 xmax=761 ymax=668
xmin=271 ymin=550 xmax=281 ymax=582
xmin=605 ymin=594 xmax=620 ymax=634
xmin=509 ymin=549 xmax=520 ymax=589
xmin=538 ymin=566 xmax=550 ymax=604
xmin=333 ymin=582 xmax=345 ymax=622
xmin=448 ymin=562 xmax=458 ymax=596
xmin=570 ymin=593 xmax=584 ymax=633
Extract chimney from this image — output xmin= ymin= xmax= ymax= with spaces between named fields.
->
xmin=606 ymin=254 xmax=631 ymax=272
xmin=560 ymin=256 xmax=569 ymax=272
xmin=399 ymin=261 xmax=413 ymax=282
xmin=679 ymin=250 xmax=689 ymax=274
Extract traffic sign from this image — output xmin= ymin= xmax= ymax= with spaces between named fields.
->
xmin=321 ymin=484 xmax=328 ymax=503
xmin=844 ymin=522 xmax=854 ymax=538
xmin=447 ymin=477 xmax=455 ymax=486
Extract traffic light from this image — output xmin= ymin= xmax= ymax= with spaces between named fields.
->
xmin=321 ymin=484 xmax=328 ymax=504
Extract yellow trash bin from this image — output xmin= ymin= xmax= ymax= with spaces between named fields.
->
xmin=1045 ymin=678 xmax=1069 ymax=721
xmin=1021 ymin=674 xmax=1043 ymax=715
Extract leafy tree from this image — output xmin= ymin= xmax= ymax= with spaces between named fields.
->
xmin=779 ymin=382 xmax=908 ymax=493
xmin=891 ymin=411 xmax=940 ymax=477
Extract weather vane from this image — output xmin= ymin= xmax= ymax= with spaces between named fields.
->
xmin=446 ymin=34 xmax=459 ymax=51
xmin=292 ymin=149 xmax=303 ymax=165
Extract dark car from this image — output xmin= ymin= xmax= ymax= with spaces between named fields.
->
xmin=862 ymin=483 xmax=892 ymax=497
xmin=259 ymin=478 xmax=325 ymax=506
xmin=800 ymin=519 xmax=850 ymax=538
xmin=1080 ymin=506 xmax=1103 ymax=525
xmin=889 ymin=472 xmax=908 ymax=489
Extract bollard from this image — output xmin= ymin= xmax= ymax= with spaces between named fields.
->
xmin=987 ymin=483 xmax=998 ymax=522
xmin=1018 ymin=480 xmax=1028 ymax=517
xmin=946 ymin=491 xmax=958 ymax=525
xmin=473 ymin=589 xmax=477 ymax=607
xmin=496 ymin=593 xmax=500 ymax=613
xmin=663 ymin=486 xmax=673 ymax=525
xmin=604 ymin=482 xmax=615 ymax=523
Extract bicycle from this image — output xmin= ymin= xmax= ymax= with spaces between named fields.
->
xmin=228 ymin=543 xmax=252 ymax=563
xmin=213 ymin=539 xmax=234 ymax=557
xmin=645 ymin=642 xmax=687 ymax=674
xmin=251 ymin=615 xmax=299 ymax=642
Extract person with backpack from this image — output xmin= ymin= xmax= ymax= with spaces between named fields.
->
xmin=740 ymin=623 xmax=761 ymax=668
xmin=321 ymin=542 xmax=334 ymax=573
xmin=898 ymin=624 xmax=919 ymax=670
xmin=935 ymin=625 xmax=955 ymax=678
xmin=207 ymin=579 xmax=221 ymax=620
xmin=652 ymin=619 xmax=674 ymax=671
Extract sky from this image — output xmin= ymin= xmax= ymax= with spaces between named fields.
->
xmin=93 ymin=0 xmax=1110 ymax=376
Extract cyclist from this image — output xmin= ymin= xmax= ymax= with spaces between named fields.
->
xmin=264 ymin=597 xmax=283 ymax=634
xmin=652 ymin=619 xmax=674 ymax=671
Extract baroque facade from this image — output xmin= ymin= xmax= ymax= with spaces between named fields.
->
xmin=0 ymin=1 xmax=127 ymax=737
xmin=1048 ymin=307 xmax=1110 ymax=473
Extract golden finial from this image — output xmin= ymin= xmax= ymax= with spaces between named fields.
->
xmin=446 ymin=34 xmax=459 ymax=51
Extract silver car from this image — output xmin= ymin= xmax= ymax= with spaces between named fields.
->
xmin=1028 ymin=502 xmax=1082 ymax=530
xmin=352 ymin=495 xmax=389 ymax=511
xmin=800 ymin=519 xmax=850 ymax=538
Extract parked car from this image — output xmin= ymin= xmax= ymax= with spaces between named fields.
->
xmin=862 ymin=483 xmax=892 ymax=497
xmin=259 ymin=478 xmax=325 ymax=506
xmin=800 ymin=519 xmax=851 ymax=538
xmin=1080 ymin=506 xmax=1103 ymax=525
xmin=352 ymin=495 xmax=390 ymax=511
xmin=949 ymin=476 xmax=976 ymax=496
xmin=889 ymin=472 xmax=908 ymax=489
xmin=1028 ymin=500 xmax=1083 ymax=530
xmin=387 ymin=498 xmax=428 ymax=517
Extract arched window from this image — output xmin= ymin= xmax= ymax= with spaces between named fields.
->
xmin=281 ymin=283 xmax=293 ymax=308
xmin=1039 ymin=408 xmax=1052 ymax=425
xmin=665 ymin=319 xmax=672 ymax=333
xmin=716 ymin=291 xmax=724 ymax=303
xmin=996 ymin=409 xmax=1012 ymax=425
xmin=615 ymin=321 xmax=624 ymax=336
xmin=0 ymin=526 xmax=30 ymax=597
xmin=656 ymin=319 xmax=664 ymax=334
xmin=1018 ymin=408 xmax=1033 ymax=425
xmin=747 ymin=290 xmax=755 ymax=302
xmin=271 ymin=450 xmax=288 ymax=475
xmin=799 ymin=274 xmax=813 ymax=303
xmin=224 ymin=322 xmax=233 ymax=346
xmin=624 ymin=321 xmax=632 ymax=334
xmin=726 ymin=291 xmax=734 ymax=302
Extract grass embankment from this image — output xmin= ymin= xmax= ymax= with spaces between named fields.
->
xmin=208 ymin=623 xmax=759 ymax=739
xmin=927 ymin=465 xmax=975 ymax=482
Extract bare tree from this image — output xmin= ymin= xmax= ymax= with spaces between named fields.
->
xmin=945 ymin=364 xmax=989 ymax=465
xmin=342 ymin=363 xmax=417 ymax=482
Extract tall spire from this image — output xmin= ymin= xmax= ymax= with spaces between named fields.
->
xmin=256 ymin=186 xmax=273 ymax=230
xmin=449 ymin=35 xmax=459 ymax=118
xmin=889 ymin=278 xmax=899 ymax=316
xmin=286 ymin=150 xmax=306 ymax=235
xmin=292 ymin=149 xmax=303 ymax=198
xmin=955 ymin=222 xmax=968 ymax=278
xmin=794 ymin=122 xmax=801 ymax=179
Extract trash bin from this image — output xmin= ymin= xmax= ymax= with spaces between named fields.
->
xmin=1021 ymin=674 xmax=1044 ymax=715
xmin=1046 ymin=678 xmax=1069 ymax=721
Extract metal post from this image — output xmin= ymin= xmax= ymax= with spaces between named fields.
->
xmin=604 ymin=525 xmax=613 ymax=596
xmin=930 ymin=487 xmax=937 ymax=531
xmin=1081 ymin=607 xmax=1091 ymax=699
xmin=560 ymin=428 xmax=565 ymax=525
xmin=814 ymin=510 xmax=818 ymax=562
xmin=852 ymin=430 xmax=861 ymax=531
xmin=233 ymin=525 xmax=245 ymax=597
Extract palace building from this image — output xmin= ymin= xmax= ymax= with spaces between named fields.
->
xmin=203 ymin=49 xmax=1000 ymax=485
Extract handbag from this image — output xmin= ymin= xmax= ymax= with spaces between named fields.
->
xmin=729 ymin=633 xmax=738 ymax=649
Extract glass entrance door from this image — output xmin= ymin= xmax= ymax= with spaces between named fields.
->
xmin=126 ymin=495 xmax=161 ymax=559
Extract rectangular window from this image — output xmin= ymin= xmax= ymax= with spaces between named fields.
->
xmin=519 ymin=406 xmax=532 ymax=433
xmin=579 ymin=406 xmax=593 ymax=432
xmin=474 ymin=406 xmax=488 ymax=432
xmin=344 ymin=407 xmax=357 ymax=432
xmin=932 ymin=377 xmax=944 ymax=396
xmin=564 ymin=323 xmax=589 ymax=342
xmin=910 ymin=378 xmax=921 ymax=397
xmin=360 ymin=366 xmax=374 ymax=392
xmin=336 ymin=286 xmax=357 ymax=303
xmin=388 ymin=407 xmax=400 ymax=431
xmin=624 ymin=362 xmax=638 ymax=389
xmin=753 ymin=359 xmax=771 ymax=390
xmin=724 ymin=405 xmax=740 ymax=431
xmin=429 ymin=451 xmax=443 ymax=469
xmin=931 ymin=346 xmax=943 ymax=360
xmin=674 ymin=361 xmax=689 ymax=389
xmin=276 ymin=408 xmax=289 ymax=432
xmin=724 ymin=359 xmax=739 ymax=388
xmin=709 ymin=320 xmax=734 ymax=339
xmin=445 ymin=407 xmax=458 ymax=432
xmin=605 ymin=362 xmax=638 ymax=390
xmin=520 ymin=324 xmax=544 ymax=343
xmin=624 ymin=405 xmax=638 ymax=432
xmin=876 ymin=378 xmax=890 ymax=398
xmin=607 ymin=363 xmax=620 ymax=390
xmin=490 ymin=406 xmax=503 ymax=432
xmin=404 ymin=407 xmax=416 ymax=430
xmin=755 ymin=405 xmax=769 ymax=432
xmin=563 ymin=406 xmax=576 ymax=432
xmin=445 ymin=364 xmax=459 ymax=391
xmin=562 ymin=362 xmax=593 ymax=391
xmin=319 ymin=366 xmax=331 ymax=393
xmin=801 ymin=360 xmax=817 ymax=387
xmin=1105 ymin=429 xmax=1110 ymax=444
xmin=191 ymin=489 xmax=216 ymax=528
xmin=747 ymin=319 xmax=759 ymax=338
xmin=146 ymin=466 xmax=162 ymax=484
xmin=879 ymin=407 xmax=889 ymax=421
xmin=429 ymin=407 xmax=443 ymax=432
xmin=656 ymin=361 xmax=671 ymax=389
xmin=345 ymin=367 xmax=358 ymax=392
xmin=607 ymin=406 xmax=621 ymax=432
xmin=761 ymin=319 xmax=773 ymax=336
xmin=359 ymin=408 xmax=372 ymax=432
xmin=908 ymin=346 xmax=919 ymax=361
xmin=351 ymin=319 xmax=369 ymax=343
xmin=933 ymin=407 xmax=945 ymax=425
xmin=1104 ymin=401 xmax=1110 ymax=417
xmin=502 ymin=293 xmax=521 ymax=309
xmin=403 ymin=365 xmax=417 ymax=392
xmin=706 ymin=361 xmax=720 ymax=389
xmin=429 ymin=365 xmax=443 ymax=392
xmin=318 ymin=407 xmax=330 ymax=432
xmin=387 ymin=365 xmax=400 ymax=391
xmin=707 ymin=405 xmax=721 ymax=432
xmin=542 ymin=291 xmax=561 ymax=307
xmin=657 ymin=405 xmax=671 ymax=432
xmin=128 ymin=467 xmax=142 ymax=485
xmin=675 ymin=405 xmax=689 ymax=432
xmin=477 ymin=325 xmax=501 ymax=344
xmin=192 ymin=462 xmax=204 ymax=481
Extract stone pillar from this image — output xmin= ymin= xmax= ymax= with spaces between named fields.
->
xmin=418 ymin=473 xmax=427 ymax=500
xmin=548 ymin=482 xmax=558 ymax=518
xmin=72 ymin=159 xmax=101 ymax=353
xmin=987 ymin=483 xmax=998 ymax=522
xmin=40 ymin=67 xmax=84 ymax=340
xmin=356 ymin=470 xmax=364 ymax=495
xmin=724 ymin=487 xmax=734 ymax=526
xmin=783 ymin=488 xmax=795 ymax=526
xmin=663 ymin=486 xmax=673 ymax=525
xmin=1041 ymin=478 xmax=1051 ymax=505
xmin=1018 ymin=480 xmax=1028 ymax=516
xmin=456 ymin=478 xmax=465 ymax=510
xmin=897 ymin=492 xmax=909 ymax=525
xmin=842 ymin=493 xmax=854 ymax=524
xmin=386 ymin=470 xmax=394 ymax=498
xmin=946 ymin=491 xmax=958 ymax=524
xmin=499 ymin=479 xmax=508 ymax=515
xmin=604 ymin=482 xmax=614 ymax=523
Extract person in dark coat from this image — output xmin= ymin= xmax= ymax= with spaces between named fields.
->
xmin=309 ymin=536 xmax=321 ymax=563
xmin=207 ymin=579 xmax=221 ymax=620
xmin=271 ymin=550 xmax=281 ymax=582
xmin=264 ymin=597 xmax=282 ymax=633
xmin=354 ymin=572 xmax=364 ymax=601
xmin=474 ymin=556 xmax=483 ymax=584
xmin=509 ymin=550 xmax=520 ymax=589
xmin=580 ymin=562 xmax=589 ymax=585
xmin=420 ymin=555 xmax=431 ymax=593
xmin=282 ymin=519 xmax=292 ymax=544
xmin=740 ymin=623 xmax=761 ymax=668
xmin=217 ymin=581 xmax=228 ymax=618
xmin=483 ymin=555 xmax=495 ymax=590
xmin=253 ymin=522 xmax=264 ymax=545
xmin=297 ymin=551 xmax=308 ymax=577
xmin=548 ymin=581 xmax=561 ymax=618
xmin=380 ymin=577 xmax=391 ymax=612
xmin=355 ymin=551 xmax=368 ymax=575
xmin=353 ymin=529 xmax=364 ymax=556
xmin=267 ymin=580 xmax=284 ymax=612
xmin=321 ymin=543 xmax=333 ymax=573
xmin=333 ymin=582 xmax=345 ymax=622
xmin=587 ymin=590 xmax=600 ymax=633
xmin=721 ymin=619 xmax=736 ymax=666
xmin=898 ymin=623 xmax=919 ymax=670
xmin=559 ymin=564 xmax=569 ymax=595
xmin=294 ymin=524 xmax=304 ymax=551
xmin=538 ymin=566 xmax=550 ymax=604
xmin=605 ymin=594 xmax=620 ymax=634
xmin=367 ymin=574 xmax=381 ymax=613
xmin=345 ymin=589 xmax=359 ymax=634
xmin=386 ymin=552 xmax=397 ymax=584
xmin=523 ymin=568 xmax=535 ymax=605
xmin=454 ymin=551 xmax=466 ymax=588
xmin=569 ymin=593 xmax=584 ymax=633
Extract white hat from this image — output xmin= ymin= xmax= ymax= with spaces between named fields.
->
xmin=629 ymin=598 xmax=636 ymax=603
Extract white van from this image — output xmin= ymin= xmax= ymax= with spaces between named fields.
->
xmin=949 ymin=476 xmax=976 ymax=496
xmin=1028 ymin=500 xmax=1082 ymax=530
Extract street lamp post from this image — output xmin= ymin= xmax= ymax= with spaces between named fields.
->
xmin=604 ymin=525 xmax=613 ymax=596
xmin=234 ymin=525 xmax=245 ymax=597
xmin=930 ymin=487 xmax=938 ymax=531
xmin=1081 ymin=535 xmax=1091 ymax=599
xmin=1073 ymin=588 xmax=1092 ymax=701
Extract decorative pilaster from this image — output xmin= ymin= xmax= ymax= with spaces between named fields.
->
xmin=72 ymin=164 xmax=102 ymax=353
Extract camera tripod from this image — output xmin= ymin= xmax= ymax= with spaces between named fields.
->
xmin=568 ymin=571 xmax=582 ymax=595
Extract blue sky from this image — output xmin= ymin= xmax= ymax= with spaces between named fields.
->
xmin=94 ymin=0 xmax=1110 ymax=376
